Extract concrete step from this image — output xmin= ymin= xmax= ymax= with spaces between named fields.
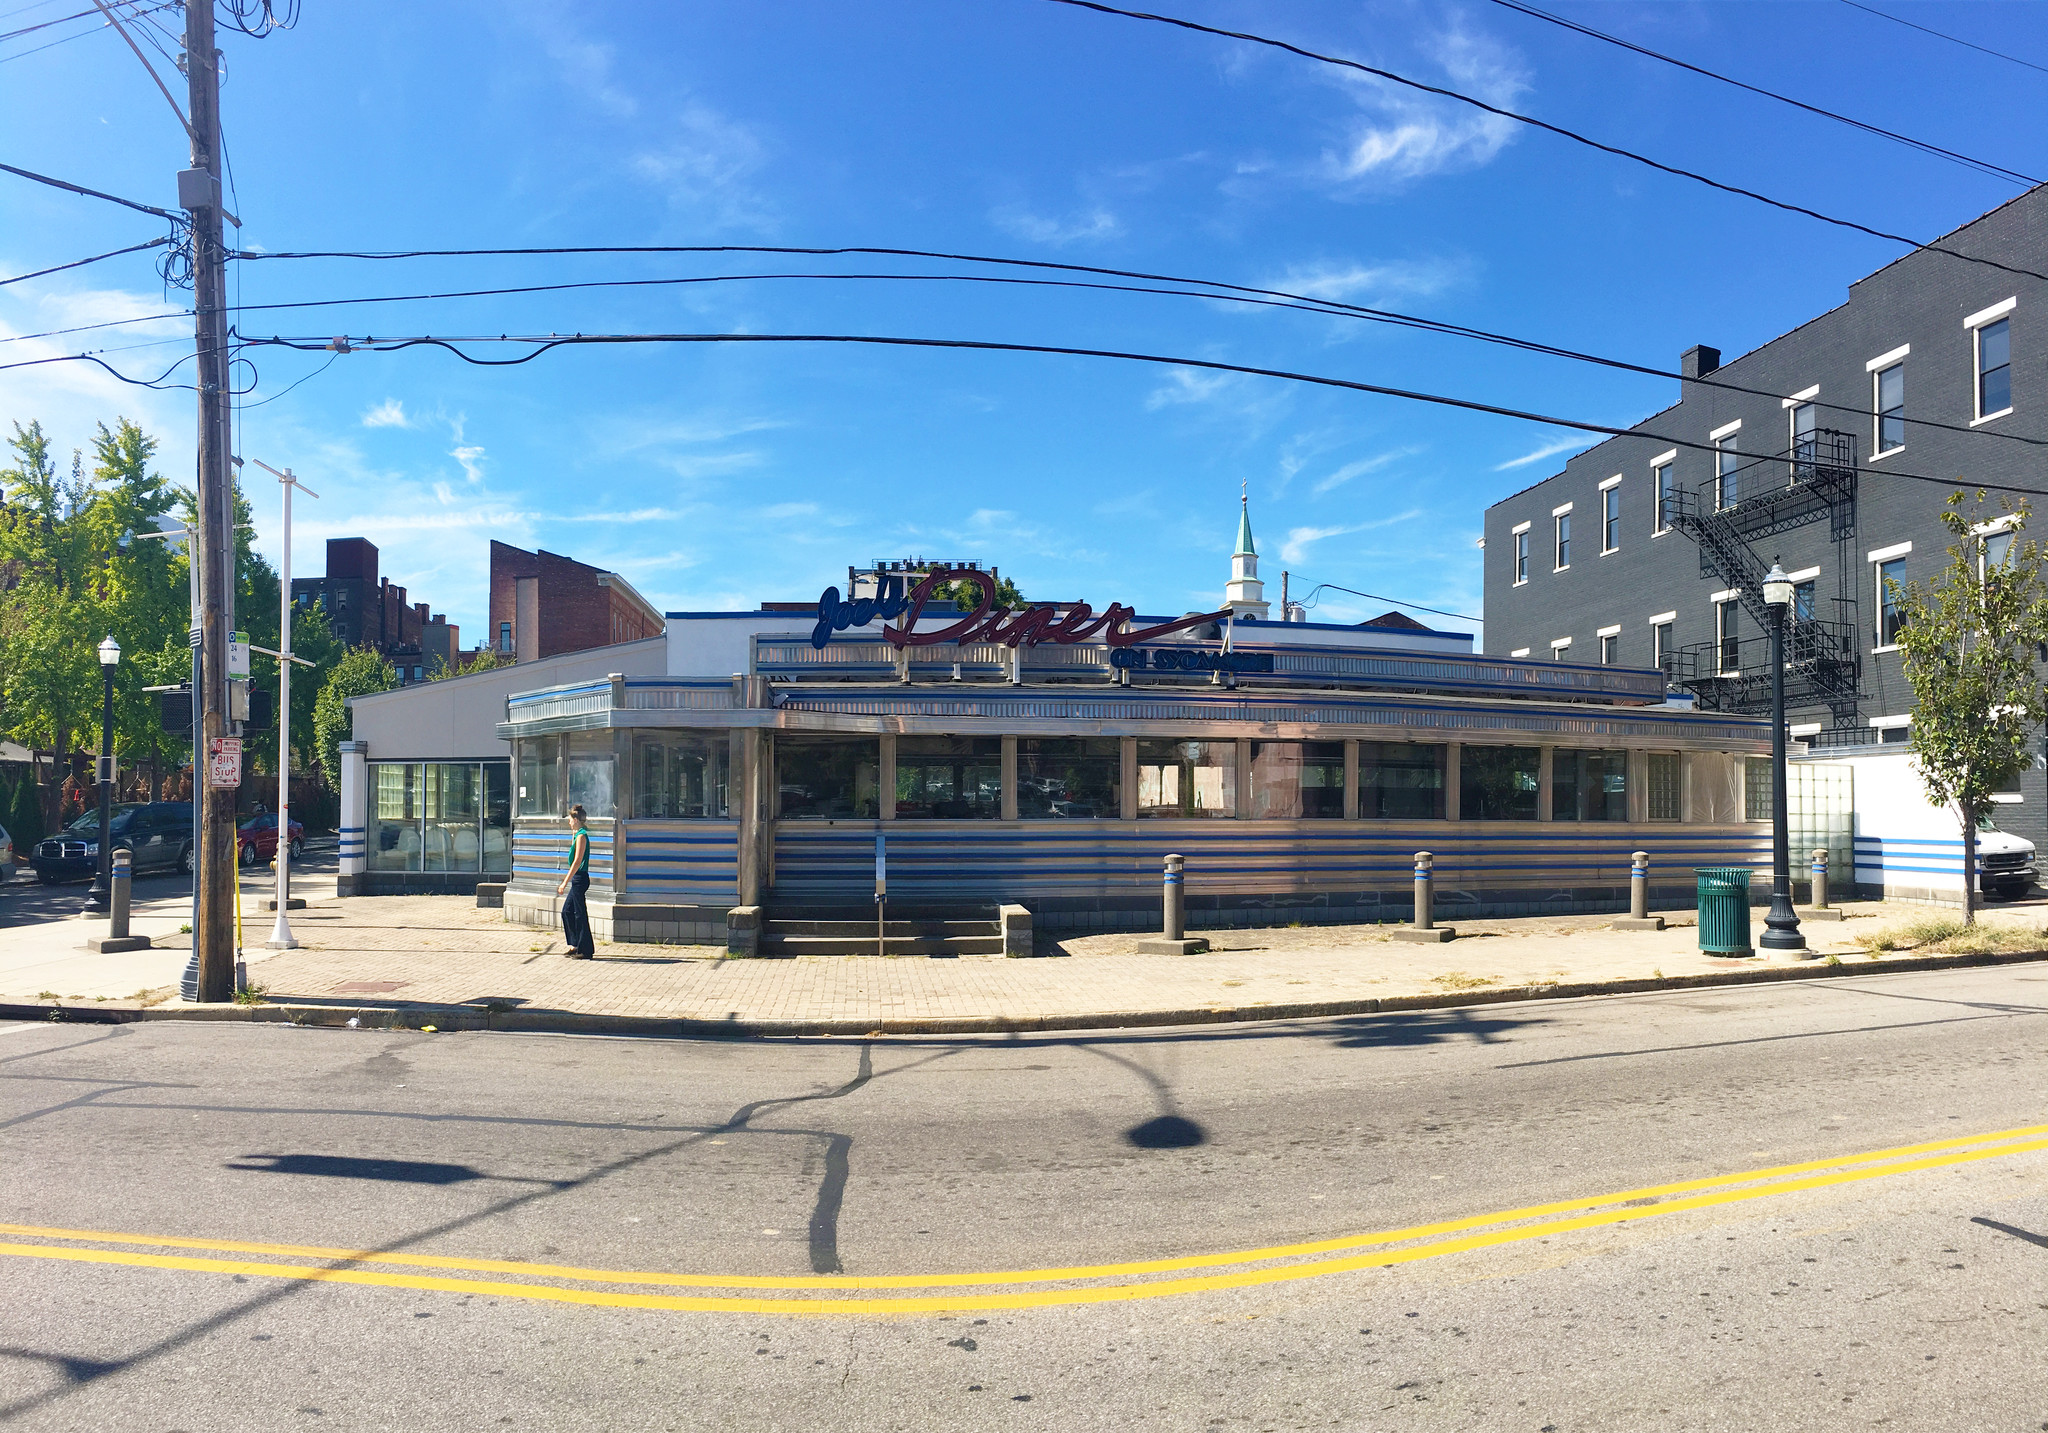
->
xmin=766 ymin=918 xmax=999 ymax=938
xmin=760 ymin=933 xmax=1005 ymax=957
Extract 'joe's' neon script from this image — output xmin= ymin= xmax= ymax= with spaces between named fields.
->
xmin=811 ymin=567 xmax=1233 ymax=651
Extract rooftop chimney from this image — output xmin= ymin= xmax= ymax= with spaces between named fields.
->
xmin=1681 ymin=345 xmax=1722 ymax=380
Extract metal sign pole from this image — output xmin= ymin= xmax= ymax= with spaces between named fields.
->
xmin=875 ymin=830 xmax=887 ymax=958
xmin=251 ymin=459 xmax=318 ymax=950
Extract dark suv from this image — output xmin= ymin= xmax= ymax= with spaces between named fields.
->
xmin=29 ymin=802 xmax=195 ymax=884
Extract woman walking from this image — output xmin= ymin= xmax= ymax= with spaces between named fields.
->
xmin=557 ymin=804 xmax=595 ymax=958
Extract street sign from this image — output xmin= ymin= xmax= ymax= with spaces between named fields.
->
xmin=206 ymin=735 xmax=242 ymax=789
xmin=228 ymin=630 xmax=251 ymax=679
xmin=874 ymin=830 xmax=886 ymax=902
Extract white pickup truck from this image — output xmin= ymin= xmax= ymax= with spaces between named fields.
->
xmin=1976 ymin=814 xmax=2039 ymax=901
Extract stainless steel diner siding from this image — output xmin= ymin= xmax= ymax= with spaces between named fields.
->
xmin=619 ymin=820 xmax=740 ymax=903
xmin=509 ymin=824 xmax=616 ymax=897
xmin=770 ymin=821 xmax=1769 ymax=903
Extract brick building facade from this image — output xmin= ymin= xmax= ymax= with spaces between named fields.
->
xmin=291 ymin=537 xmax=460 ymax=685
xmin=487 ymin=541 xmax=663 ymax=663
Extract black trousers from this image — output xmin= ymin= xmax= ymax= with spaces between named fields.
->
xmin=561 ymin=871 xmax=594 ymax=955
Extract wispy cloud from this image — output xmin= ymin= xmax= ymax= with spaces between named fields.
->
xmin=1494 ymin=435 xmax=1591 ymax=472
xmin=1311 ymin=446 xmax=1422 ymax=495
xmin=1144 ymin=367 xmax=1239 ymax=410
xmin=630 ymin=102 xmax=772 ymax=229
xmin=361 ymin=398 xmax=416 ymax=429
xmin=450 ymin=445 xmax=487 ymax=483
xmin=1266 ymin=257 xmax=1466 ymax=306
xmin=990 ymin=205 xmax=1123 ymax=246
xmin=1279 ymin=509 xmax=1423 ymax=564
xmin=1323 ymin=22 xmax=1529 ymax=185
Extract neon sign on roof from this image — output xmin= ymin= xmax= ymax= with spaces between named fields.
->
xmin=811 ymin=566 xmax=1233 ymax=652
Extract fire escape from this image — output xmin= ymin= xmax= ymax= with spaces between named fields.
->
xmin=1664 ymin=429 xmax=1863 ymax=729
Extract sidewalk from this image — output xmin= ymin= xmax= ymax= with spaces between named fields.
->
xmin=8 ymin=890 xmax=2046 ymax=1035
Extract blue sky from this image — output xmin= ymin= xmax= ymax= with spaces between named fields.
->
xmin=5 ymin=0 xmax=2046 ymax=645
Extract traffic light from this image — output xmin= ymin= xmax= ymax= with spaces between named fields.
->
xmin=247 ymin=686 xmax=274 ymax=731
xmin=158 ymin=688 xmax=193 ymax=735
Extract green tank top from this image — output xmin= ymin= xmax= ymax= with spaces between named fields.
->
xmin=569 ymin=826 xmax=590 ymax=876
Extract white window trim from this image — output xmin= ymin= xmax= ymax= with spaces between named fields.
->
xmin=1598 ymin=474 xmax=1623 ymax=491
xmin=1971 ymin=515 xmax=2021 ymax=537
xmin=1596 ymin=623 xmax=1622 ymax=638
xmin=1550 ymin=637 xmax=1572 ymax=650
xmin=1650 ymin=448 xmax=1678 ymax=467
xmin=1865 ymin=343 xmax=1911 ymax=373
xmin=1709 ymin=588 xmax=1740 ymax=604
xmin=1647 ymin=610 xmax=1677 ymax=625
xmin=1510 ymin=520 xmax=1532 ymax=535
xmin=1789 ymin=722 xmax=1823 ymax=737
xmin=1551 ymin=502 xmax=1574 ymax=517
xmin=1780 ymin=385 xmax=1820 ymax=408
xmin=1709 ymin=419 xmax=1742 ymax=441
xmin=1554 ymin=513 xmax=1571 ymax=572
xmin=1867 ymin=541 xmax=1912 ymax=563
xmin=1868 ymin=714 xmax=1911 ymax=730
xmin=1600 ymin=486 xmax=1621 ymax=554
xmin=1991 ymin=792 xmax=2024 ymax=804
xmin=1964 ymin=296 xmax=2016 ymax=330
xmin=1972 ymin=408 xmax=2015 ymax=428
xmin=1509 ymin=647 xmax=1531 ymax=658
xmin=1786 ymin=566 xmax=1821 ymax=583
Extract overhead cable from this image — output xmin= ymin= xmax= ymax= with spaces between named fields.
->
xmin=0 ymin=159 xmax=175 ymax=218
xmin=1043 ymin=0 xmax=2048 ymax=287
xmin=229 ymin=328 xmax=2048 ymax=499
xmin=0 ymin=235 xmax=167 ymax=287
xmin=221 ymin=244 xmax=2048 ymax=451
xmin=1487 ymin=0 xmax=2037 ymax=185
xmin=1838 ymin=0 xmax=2048 ymax=77
xmin=1297 ymin=582 xmax=1482 ymax=624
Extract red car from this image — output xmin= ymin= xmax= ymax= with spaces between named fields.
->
xmin=237 ymin=812 xmax=305 ymax=867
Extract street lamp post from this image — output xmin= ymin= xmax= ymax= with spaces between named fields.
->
xmin=249 ymin=458 xmax=318 ymax=950
xmin=84 ymin=635 xmax=121 ymax=914
xmin=120 ymin=521 xmax=203 ymax=951
xmin=1759 ymin=564 xmax=1807 ymax=955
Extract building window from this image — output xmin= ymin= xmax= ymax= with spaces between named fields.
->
xmin=1017 ymin=738 xmax=1120 ymax=818
xmin=1249 ymin=741 xmax=1346 ymax=819
xmin=1550 ymin=638 xmax=1571 ymax=661
xmin=565 ymin=730 xmax=616 ymax=820
xmin=1874 ymin=362 xmax=1905 ymax=453
xmin=1646 ymin=752 xmax=1680 ymax=821
xmin=1876 ymin=557 xmax=1906 ymax=646
xmin=1602 ymin=486 xmax=1620 ymax=552
xmin=1460 ymin=745 xmax=1540 ymax=821
xmin=1875 ymin=720 xmax=1911 ymax=745
xmin=1793 ymin=579 xmax=1816 ymax=623
xmin=1716 ymin=600 xmax=1740 ymax=673
xmin=1554 ymin=514 xmax=1570 ymax=570
xmin=1514 ymin=529 xmax=1529 ymax=584
xmin=1654 ymin=462 xmax=1674 ymax=532
xmin=777 ymin=736 xmax=881 ymax=818
xmin=1745 ymin=756 xmax=1773 ymax=822
xmin=1137 ymin=739 xmax=1237 ymax=818
xmin=1552 ymin=749 xmax=1629 ymax=822
xmin=632 ymin=734 xmax=729 ymax=818
xmin=498 ymin=622 xmax=513 ymax=654
xmin=1789 ymin=400 xmax=1817 ymax=479
xmin=1359 ymin=743 xmax=1446 ymax=820
xmin=1714 ymin=436 xmax=1739 ymax=509
xmin=1653 ymin=620 xmax=1674 ymax=674
xmin=1600 ymin=632 xmax=1618 ymax=665
xmin=1978 ymin=317 xmax=2012 ymax=419
xmin=371 ymin=760 xmax=510 ymax=875
xmin=894 ymin=736 xmax=1002 ymax=819
xmin=1981 ymin=524 xmax=2017 ymax=576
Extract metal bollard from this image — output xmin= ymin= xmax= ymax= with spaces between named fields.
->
xmin=1811 ymin=848 xmax=1830 ymax=909
xmin=1391 ymin=850 xmax=1455 ymax=943
xmin=1136 ymin=853 xmax=1208 ymax=953
xmin=87 ymin=848 xmax=151 ymax=953
xmin=1611 ymin=849 xmax=1666 ymax=930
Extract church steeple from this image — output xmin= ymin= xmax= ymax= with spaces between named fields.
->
xmin=1225 ymin=485 xmax=1270 ymax=620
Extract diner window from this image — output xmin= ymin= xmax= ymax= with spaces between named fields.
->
xmin=1654 ymin=462 xmax=1675 ymax=532
xmin=1717 ymin=600 xmax=1740 ymax=673
xmin=1978 ymin=317 xmax=2011 ymax=419
xmin=1745 ymin=757 xmax=1772 ymax=822
xmin=515 ymin=736 xmax=560 ymax=818
xmin=1653 ymin=620 xmax=1674 ymax=674
xmin=1137 ymin=739 xmax=1237 ymax=818
xmin=1646 ymin=753 xmax=1681 ymax=821
xmin=1459 ymin=745 xmax=1540 ymax=821
xmin=894 ymin=736 xmax=1002 ymax=819
xmin=1875 ymin=362 xmax=1905 ymax=453
xmin=1514 ymin=529 xmax=1529 ymax=584
xmin=370 ymin=762 xmax=419 ymax=872
xmin=1876 ymin=557 xmax=1906 ymax=647
xmin=1554 ymin=513 xmax=1570 ymax=570
xmin=565 ymin=730 xmax=616 ymax=819
xmin=777 ymin=736 xmax=880 ymax=819
xmin=1017 ymin=738 xmax=1120 ymax=818
xmin=1714 ymin=436 xmax=1739 ymax=509
xmin=369 ymin=761 xmax=511 ymax=874
xmin=632 ymin=734 xmax=729 ymax=818
xmin=1552 ymin=749 xmax=1629 ymax=822
xmin=1602 ymin=486 xmax=1620 ymax=552
xmin=1249 ymin=741 xmax=1345 ymax=819
xmin=1359 ymin=743 xmax=1446 ymax=820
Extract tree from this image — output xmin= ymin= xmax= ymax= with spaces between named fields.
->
xmin=925 ymin=569 xmax=1024 ymax=612
xmin=429 ymin=647 xmax=502 ymax=681
xmin=1891 ymin=492 xmax=2048 ymax=924
xmin=313 ymin=647 xmax=397 ymax=784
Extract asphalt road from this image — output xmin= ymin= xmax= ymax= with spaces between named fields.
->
xmin=3 ymin=965 xmax=2045 ymax=1431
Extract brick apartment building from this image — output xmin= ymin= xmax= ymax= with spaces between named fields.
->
xmin=291 ymin=537 xmax=460 ymax=684
xmin=487 ymin=540 xmax=663 ymax=662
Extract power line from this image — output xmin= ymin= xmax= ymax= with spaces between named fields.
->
xmin=228 ymin=327 xmax=2048 ymax=499
xmin=223 ymin=243 xmax=2048 ymax=452
xmin=1487 ymin=0 xmax=2037 ymax=185
xmin=1297 ymin=582 xmax=1481 ymax=624
xmin=0 ymin=310 xmax=190 ymax=344
xmin=0 ymin=235 xmax=167 ymax=286
xmin=1838 ymin=0 xmax=2048 ymax=78
xmin=1043 ymin=0 xmax=2048 ymax=288
xmin=0 ymin=158 xmax=175 ymax=218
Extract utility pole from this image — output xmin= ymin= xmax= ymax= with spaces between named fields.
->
xmin=183 ymin=0 xmax=237 ymax=1002
xmin=251 ymin=458 xmax=317 ymax=951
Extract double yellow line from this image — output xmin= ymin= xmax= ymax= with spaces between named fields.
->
xmin=5 ymin=1122 xmax=2043 ymax=1315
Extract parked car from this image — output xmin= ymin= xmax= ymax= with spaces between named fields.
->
xmin=29 ymin=802 xmax=194 ymax=884
xmin=0 ymin=820 xmax=15 ymax=882
xmin=237 ymin=811 xmax=305 ymax=867
xmin=1977 ymin=814 xmax=2037 ymax=901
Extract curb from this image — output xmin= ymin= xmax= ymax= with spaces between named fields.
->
xmin=7 ymin=945 xmax=2048 ymax=1038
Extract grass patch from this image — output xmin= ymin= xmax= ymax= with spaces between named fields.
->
xmin=232 ymin=983 xmax=268 ymax=1006
xmin=1429 ymin=971 xmax=1497 ymax=991
xmin=37 ymin=991 xmax=59 ymax=1001
xmin=1861 ymin=914 xmax=2047 ymax=956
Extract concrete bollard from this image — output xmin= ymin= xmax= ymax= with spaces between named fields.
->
xmin=1803 ymin=847 xmax=1845 ymax=920
xmin=1136 ymin=853 xmax=1210 ymax=954
xmin=1612 ymin=849 xmax=1666 ymax=930
xmin=87 ymin=848 xmax=152 ymax=953
xmin=1392 ymin=850 xmax=1455 ymax=943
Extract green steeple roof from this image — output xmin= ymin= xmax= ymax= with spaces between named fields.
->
xmin=1235 ymin=494 xmax=1256 ymax=556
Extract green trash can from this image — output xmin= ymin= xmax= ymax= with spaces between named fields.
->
xmin=1695 ymin=867 xmax=1753 ymax=955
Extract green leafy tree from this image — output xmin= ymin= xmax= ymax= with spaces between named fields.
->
xmin=429 ymin=647 xmax=503 ymax=681
xmin=925 ymin=569 xmax=1024 ymax=612
xmin=1891 ymin=492 xmax=2048 ymax=924
xmin=313 ymin=647 xmax=397 ymax=784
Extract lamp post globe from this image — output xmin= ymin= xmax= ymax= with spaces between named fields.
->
xmin=1758 ymin=565 xmax=1807 ymax=954
xmin=85 ymin=634 xmax=121 ymax=914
